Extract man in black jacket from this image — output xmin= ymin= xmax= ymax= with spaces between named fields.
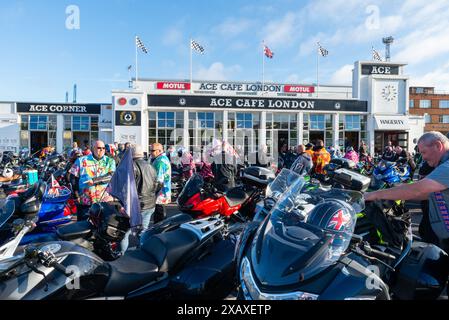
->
xmin=133 ymin=144 xmax=160 ymax=229
xmin=121 ymin=145 xmax=160 ymax=253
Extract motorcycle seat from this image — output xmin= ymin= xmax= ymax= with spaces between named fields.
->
xmin=141 ymin=228 xmax=199 ymax=272
xmin=224 ymin=187 xmax=249 ymax=207
xmin=56 ymin=220 xmax=93 ymax=240
xmin=19 ymin=182 xmax=46 ymax=202
xmin=104 ymin=249 xmax=160 ymax=296
xmin=15 ymin=182 xmax=46 ymax=215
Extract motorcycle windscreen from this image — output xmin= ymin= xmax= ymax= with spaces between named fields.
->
xmin=0 ymin=200 xmax=15 ymax=246
xmin=0 ymin=200 xmax=14 ymax=229
xmin=265 ymin=169 xmax=301 ymax=201
xmin=177 ymin=173 xmax=204 ymax=206
xmin=250 ymin=178 xmax=357 ymax=287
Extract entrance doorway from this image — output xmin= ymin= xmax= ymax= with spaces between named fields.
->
xmin=277 ymin=130 xmax=289 ymax=152
xmin=344 ymin=132 xmax=359 ymax=151
xmin=309 ymin=131 xmax=325 ymax=145
xmin=73 ymin=132 xmax=90 ymax=147
xmin=30 ymin=132 xmax=48 ymax=154
xmin=374 ymin=131 xmax=409 ymax=155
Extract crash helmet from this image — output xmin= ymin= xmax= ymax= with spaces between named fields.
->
xmin=306 ymin=199 xmax=356 ymax=235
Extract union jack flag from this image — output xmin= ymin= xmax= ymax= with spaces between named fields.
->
xmin=327 ymin=210 xmax=351 ymax=231
xmin=264 ymin=45 xmax=274 ymax=59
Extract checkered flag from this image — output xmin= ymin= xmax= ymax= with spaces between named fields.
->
xmin=317 ymin=42 xmax=329 ymax=57
xmin=191 ymin=39 xmax=205 ymax=55
xmin=372 ymin=47 xmax=383 ymax=61
xmin=136 ymin=36 xmax=148 ymax=54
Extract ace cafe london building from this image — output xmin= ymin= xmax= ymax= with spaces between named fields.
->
xmin=112 ymin=60 xmax=425 ymax=157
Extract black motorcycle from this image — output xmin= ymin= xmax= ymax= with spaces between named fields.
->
xmin=0 ymin=213 xmax=243 ymax=300
xmin=236 ymin=174 xmax=449 ymax=300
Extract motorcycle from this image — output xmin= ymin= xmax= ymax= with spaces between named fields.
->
xmin=177 ymin=166 xmax=275 ymax=222
xmin=0 ymin=181 xmax=76 ymax=252
xmin=371 ymin=160 xmax=412 ymax=190
xmin=0 ymin=213 xmax=243 ymax=300
xmin=236 ymin=174 xmax=449 ymax=300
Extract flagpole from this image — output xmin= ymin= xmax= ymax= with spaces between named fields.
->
xmin=262 ymin=40 xmax=265 ymax=96
xmin=316 ymin=42 xmax=319 ymax=98
xmin=190 ymin=38 xmax=193 ymax=93
xmin=135 ymin=35 xmax=139 ymax=84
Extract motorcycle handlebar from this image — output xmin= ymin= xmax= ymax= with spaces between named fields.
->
xmin=362 ymin=243 xmax=396 ymax=260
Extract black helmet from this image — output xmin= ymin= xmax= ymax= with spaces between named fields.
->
xmin=306 ymin=199 xmax=356 ymax=234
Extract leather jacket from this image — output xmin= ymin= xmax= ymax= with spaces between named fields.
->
xmin=134 ymin=158 xmax=159 ymax=211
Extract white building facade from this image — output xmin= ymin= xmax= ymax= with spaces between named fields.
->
xmin=113 ymin=60 xmax=424 ymax=158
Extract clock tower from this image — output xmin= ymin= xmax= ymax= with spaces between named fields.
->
xmin=352 ymin=61 xmax=422 ymax=154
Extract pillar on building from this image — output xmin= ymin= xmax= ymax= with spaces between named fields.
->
xmin=56 ymin=114 xmax=64 ymax=153
xmin=223 ymin=110 xmax=228 ymax=143
xmin=297 ymin=112 xmax=304 ymax=146
xmin=333 ymin=113 xmax=339 ymax=149
xmin=183 ymin=109 xmax=189 ymax=150
xmin=367 ymin=114 xmax=375 ymax=156
xmin=259 ymin=111 xmax=266 ymax=151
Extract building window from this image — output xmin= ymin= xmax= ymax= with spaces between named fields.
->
xmin=439 ymin=100 xmax=449 ymax=109
xmin=150 ymin=112 xmax=183 ymax=149
xmin=410 ymin=100 xmax=414 ymax=108
xmin=236 ymin=113 xmax=253 ymax=129
xmin=72 ymin=116 xmax=90 ymax=131
xmin=29 ymin=115 xmax=48 ymax=130
xmin=420 ymin=100 xmax=431 ymax=108
xmin=416 ymin=88 xmax=424 ymax=94
xmin=439 ymin=115 xmax=449 ymax=123
xmin=344 ymin=115 xmax=361 ymax=130
xmin=310 ymin=114 xmax=325 ymax=130
xmin=425 ymin=114 xmax=432 ymax=123
xmin=198 ymin=112 xmax=215 ymax=128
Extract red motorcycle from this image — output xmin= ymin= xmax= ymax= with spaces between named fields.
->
xmin=177 ymin=167 xmax=275 ymax=221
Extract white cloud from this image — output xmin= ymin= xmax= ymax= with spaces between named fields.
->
xmin=262 ymin=12 xmax=298 ymax=47
xmin=410 ymin=61 xmax=449 ymax=91
xmin=196 ymin=62 xmax=242 ymax=81
xmin=329 ymin=64 xmax=353 ymax=85
xmin=213 ymin=18 xmax=254 ymax=38
xmin=162 ymin=27 xmax=183 ymax=46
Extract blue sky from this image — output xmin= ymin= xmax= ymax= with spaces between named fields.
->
xmin=1 ymin=0 xmax=449 ymax=103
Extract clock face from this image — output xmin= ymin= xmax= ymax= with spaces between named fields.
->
xmin=381 ymin=84 xmax=398 ymax=102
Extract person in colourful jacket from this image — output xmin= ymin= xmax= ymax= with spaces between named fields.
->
xmin=312 ymin=140 xmax=331 ymax=176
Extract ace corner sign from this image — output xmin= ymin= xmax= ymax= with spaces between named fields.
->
xmin=17 ymin=103 xmax=102 ymax=114
xmin=116 ymin=111 xmax=141 ymax=126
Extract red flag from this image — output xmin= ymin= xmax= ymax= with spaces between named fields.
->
xmin=264 ymin=45 xmax=274 ymax=59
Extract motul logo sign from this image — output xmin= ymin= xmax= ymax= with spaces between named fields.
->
xmin=284 ymin=85 xmax=315 ymax=93
xmin=156 ymin=82 xmax=191 ymax=90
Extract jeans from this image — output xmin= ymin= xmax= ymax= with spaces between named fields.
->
xmin=141 ymin=208 xmax=156 ymax=231
xmin=120 ymin=207 xmax=155 ymax=254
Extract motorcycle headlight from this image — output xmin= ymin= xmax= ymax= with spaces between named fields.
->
xmin=240 ymin=257 xmax=319 ymax=300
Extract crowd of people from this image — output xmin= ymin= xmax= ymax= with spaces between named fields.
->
xmin=31 ymin=131 xmax=449 ymax=257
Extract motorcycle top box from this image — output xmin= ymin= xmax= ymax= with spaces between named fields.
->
xmin=241 ymin=167 xmax=275 ymax=188
xmin=332 ymin=168 xmax=371 ymax=192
